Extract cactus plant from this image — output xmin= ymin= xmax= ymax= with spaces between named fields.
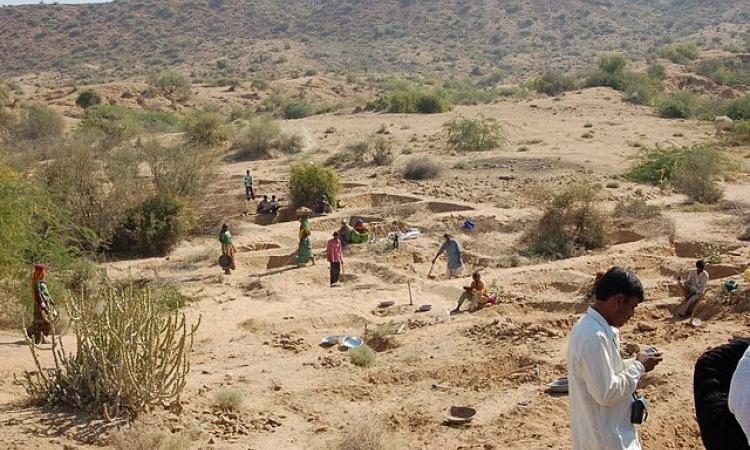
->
xmin=21 ymin=286 xmax=200 ymax=418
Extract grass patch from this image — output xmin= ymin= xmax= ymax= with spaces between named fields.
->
xmin=213 ymin=388 xmax=244 ymax=411
xmin=659 ymin=42 xmax=699 ymax=64
xmin=613 ymin=198 xmax=661 ymax=219
xmin=111 ymin=425 xmax=193 ymax=450
xmin=348 ymin=345 xmax=376 ymax=368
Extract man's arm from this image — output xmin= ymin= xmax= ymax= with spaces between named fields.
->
xmin=578 ymin=334 xmax=644 ymax=407
xmin=434 ymin=242 xmax=447 ymax=261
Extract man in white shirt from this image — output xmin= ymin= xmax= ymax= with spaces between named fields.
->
xmin=729 ymin=344 xmax=750 ymax=445
xmin=567 ymin=267 xmax=664 ymax=450
xmin=676 ymin=260 xmax=709 ymax=318
xmin=243 ymin=169 xmax=254 ymax=200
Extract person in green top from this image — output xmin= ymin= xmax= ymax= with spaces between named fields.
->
xmin=297 ymin=213 xmax=315 ymax=266
xmin=244 ymin=170 xmax=254 ymax=200
xmin=27 ymin=263 xmax=57 ymax=344
xmin=219 ymin=223 xmax=236 ymax=275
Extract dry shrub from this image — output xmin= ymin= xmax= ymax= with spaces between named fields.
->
xmin=213 ymin=388 xmax=244 ymax=411
xmin=371 ymin=136 xmax=394 ymax=166
xmin=614 ymin=198 xmax=661 ymax=219
xmin=334 ymin=420 xmax=396 ymax=450
xmin=523 ymin=182 xmax=608 ymax=259
xmin=139 ymin=139 xmax=215 ymax=199
xmin=184 ymin=109 xmax=226 ymax=146
xmin=403 ymin=157 xmax=441 ymax=180
xmin=46 ymin=137 xmax=145 ymax=250
xmin=111 ymin=425 xmax=193 ymax=450
xmin=21 ymin=286 xmax=200 ymax=418
xmin=673 ymin=149 xmax=725 ymax=204
xmin=231 ymin=115 xmax=284 ymax=160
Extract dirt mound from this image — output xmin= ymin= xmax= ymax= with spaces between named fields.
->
xmin=424 ymin=201 xmax=475 ymax=213
xmin=464 ymin=317 xmax=577 ymax=345
xmin=238 ymin=242 xmax=282 ymax=252
xmin=340 ymin=193 xmax=420 ymax=209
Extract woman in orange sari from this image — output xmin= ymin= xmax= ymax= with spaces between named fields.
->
xmin=27 ymin=263 xmax=56 ymax=344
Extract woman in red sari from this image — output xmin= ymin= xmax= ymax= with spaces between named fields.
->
xmin=26 ymin=263 xmax=56 ymax=344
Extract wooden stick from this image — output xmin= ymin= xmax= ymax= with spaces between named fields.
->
xmin=408 ymin=280 xmax=413 ymax=306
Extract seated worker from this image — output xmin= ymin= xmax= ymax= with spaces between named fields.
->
xmin=339 ymin=220 xmax=353 ymax=246
xmin=315 ymin=194 xmax=333 ymax=214
xmin=257 ymin=195 xmax=273 ymax=215
xmin=676 ymin=259 xmax=709 ymax=318
xmin=452 ymin=272 xmax=490 ymax=314
xmin=349 ymin=220 xmax=371 ymax=244
xmin=269 ymin=195 xmax=280 ymax=214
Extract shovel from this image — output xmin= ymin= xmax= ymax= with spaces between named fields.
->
xmin=428 ymin=260 xmax=437 ymax=279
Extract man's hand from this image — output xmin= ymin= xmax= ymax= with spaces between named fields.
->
xmin=636 ymin=351 xmax=664 ymax=372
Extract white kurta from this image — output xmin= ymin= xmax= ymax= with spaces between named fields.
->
xmin=567 ymin=307 xmax=646 ymax=450
xmin=729 ymin=346 xmax=750 ymax=445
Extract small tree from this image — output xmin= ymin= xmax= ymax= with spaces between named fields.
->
xmin=289 ymin=162 xmax=341 ymax=208
xmin=446 ymin=115 xmax=508 ymax=152
xmin=147 ymin=70 xmax=191 ymax=103
xmin=14 ymin=105 xmax=64 ymax=141
xmin=111 ymin=195 xmax=192 ymax=257
xmin=231 ymin=115 xmax=281 ymax=160
xmin=185 ymin=109 xmax=226 ymax=146
xmin=673 ymin=148 xmax=725 ymax=204
xmin=75 ymin=89 xmax=102 ymax=109
xmin=523 ymin=182 xmax=608 ymax=259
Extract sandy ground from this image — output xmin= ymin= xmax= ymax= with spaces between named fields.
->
xmin=1 ymin=88 xmax=749 ymax=449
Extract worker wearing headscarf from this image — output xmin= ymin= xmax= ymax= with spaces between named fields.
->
xmin=27 ymin=263 xmax=56 ymax=344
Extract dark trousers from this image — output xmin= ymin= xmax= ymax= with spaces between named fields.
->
xmin=330 ymin=262 xmax=341 ymax=285
xmin=245 ymin=186 xmax=254 ymax=200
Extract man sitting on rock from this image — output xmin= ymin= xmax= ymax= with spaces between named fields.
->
xmin=257 ymin=195 xmax=274 ymax=215
xmin=676 ymin=259 xmax=709 ymax=318
xmin=452 ymin=272 xmax=490 ymax=314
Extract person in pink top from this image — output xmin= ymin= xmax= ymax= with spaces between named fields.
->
xmin=326 ymin=231 xmax=344 ymax=286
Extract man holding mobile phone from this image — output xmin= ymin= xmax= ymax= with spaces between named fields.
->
xmin=567 ymin=267 xmax=664 ymax=450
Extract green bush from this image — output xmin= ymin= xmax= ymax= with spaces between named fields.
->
xmin=657 ymin=91 xmax=698 ymax=118
xmin=111 ymin=195 xmax=192 ymax=257
xmin=282 ymin=100 xmax=314 ymax=119
xmin=659 ymin=43 xmax=700 ymax=64
xmin=673 ymin=149 xmax=725 ymax=204
xmin=348 ymin=345 xmax=376 ymax=368
xmin=147 ymin=70 xmax=191 ymax=102
xmin=14 ymin=105 xmax=64 ymax=141
xmin=403 ymin=157 xmax=441 ymax=180
xmin=231 ymin=115 xmax=281 ymax=160
xmin=626 ymin=145 xmax=733 ymax=201
xmin=728 ymin=120 xmax=750 ymax=144
xmin=619 ymin=72 xmax=661 ymax=105
xmin=446 ymin=115 xmax=508 ymax=152
xmin=366 ymin=86 xmax=452 ymax=114
xmin=523 ymin=182 xmax=608 ymax=259
xmin=79 ymin=105 xmax=183 ymax=147
xmin=531 ymin=71 xmax=579 ymax=96
xmin=727 ymin=95 xmax=750 ymax=120
xmin=185 ymin=109 xmax=226 ymax=146
xmin=278 ymin=132 xmax=304 ymax=154
xmin=288 ymin=162 xmax=341 ymax=208
xmin=695 ymin=58 xmax=750 ymax=86
xmin=647 ymin=64 xmax=667 ymax=81
xmin=0 ymin=164 xmax=91 ymax=328
xmin=75 ymin=89 xmax=102 ymax=109
xmin=213 ymin=388 xmax=244 ymax=411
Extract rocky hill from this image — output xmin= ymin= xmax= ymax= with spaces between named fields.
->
xmin=0 ymin=0 xmax=748 ymax=81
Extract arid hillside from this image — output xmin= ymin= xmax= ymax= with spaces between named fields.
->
xmin=1 ymin=0 xmax=748 ymax=81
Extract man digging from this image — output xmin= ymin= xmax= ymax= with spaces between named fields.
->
xmin=432 ymin=234 xmax=464 ymax=279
